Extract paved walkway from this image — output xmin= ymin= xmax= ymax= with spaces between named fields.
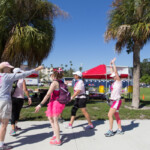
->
xmin=5 ymin=120 xmax=150 ymax=150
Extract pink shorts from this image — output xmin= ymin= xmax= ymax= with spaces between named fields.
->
xmin=110 ymin=100 xmax=122 ymax=112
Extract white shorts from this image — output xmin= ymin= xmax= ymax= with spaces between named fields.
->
xmin=0 ymin=100 xmax=12 ymax=120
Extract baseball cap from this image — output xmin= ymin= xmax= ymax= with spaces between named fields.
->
xmin=13 ymin=68 xmax=24 ymax=73
xmin=73 ymin=71 xmax=82 ymax=77
xmin=0 ymin=62 xmax=14 ymax=69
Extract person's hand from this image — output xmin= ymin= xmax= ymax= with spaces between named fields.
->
xmin=35 ymin=66 xmax=44 ymax=71
xmin=111 ymin=58 xmax=116 ymax=64
xmin=35 ymin=105 xmax=41 ymax=113
xmin=28 ymin=97 xmax=32 ymax=105
xmin=71 ymin=96 xmax=74 ymax=100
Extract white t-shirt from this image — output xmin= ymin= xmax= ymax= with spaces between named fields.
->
xmin=110 ymin=80 xmax=122 ymax=100
xmin=74 ymin=80 xmax=86 ymax=98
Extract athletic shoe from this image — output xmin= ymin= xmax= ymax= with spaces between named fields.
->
xmin=50 ymin=140 xmax=61 ymax=146
xmin=105 ymin=130 xmax=115 ymax=137
xmin=84 ymin=124 xmax=94 ymax=129
xmin=9 ymin=130 xmax=16 ymax=136
xmin=64 ymin=124 xmax=72 ymax=129
xmin=116 ymin=129 xmax=124 ymax=135
xmin=0 ymin=145 xmax=13 ymax=150
xmin=15 ymin=126 xmax=22 ymax=131
xmin=50 ymin=136 xmax=56 ymax=141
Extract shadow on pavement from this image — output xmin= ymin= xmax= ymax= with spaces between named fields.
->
xmin=7 ymin=132 xmax=52 ymax=148
xmin=16 ymin=123 xmax=51 ymax=135
xmin=61 ymin=120 xmax=105 ymax=144
xmin=122 ymin=120 xmax=139 ymax=132
xmin=73 ymin=120 xmax=105 ymax=129
xmin=61 ymin=128 xmax=97 ymax=145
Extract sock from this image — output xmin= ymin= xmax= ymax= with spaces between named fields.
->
xmin=0 ymin=141 xmax=4 ymax=147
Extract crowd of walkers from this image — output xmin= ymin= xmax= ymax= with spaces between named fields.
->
xmin=0 ymin=58 xmax=124 ymax=149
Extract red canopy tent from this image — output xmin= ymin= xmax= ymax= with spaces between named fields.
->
xmin=27 ymin=73 xmax=39 ymax=78
xmin=82 ymin=64 xmax=131 ymax=79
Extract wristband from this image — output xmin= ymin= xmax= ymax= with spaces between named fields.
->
xmin=39 ymin=103 xmax=44 ymax=107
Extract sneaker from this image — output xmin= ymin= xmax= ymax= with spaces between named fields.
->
xmin=50 ymin=136 xmax=56 ymax=141
xmin=64 ymin=124 xmax=72 ymax=129
xmin=85 ymin=124 xmax=94 ymax=129
xmin=105 ymin=130 xmax=115 ymax=137
xmin=15 ymin=126 xmax=22 ymax=131
xmin=116 ymin=129 xmax=124 ymax=135
xmin=50 ymin=140 xmax=61 ymax=146
xmin=0 ymin=145 xmax=13 ymax=150
xmin=9 ymin=130 xmax=16 ymax=136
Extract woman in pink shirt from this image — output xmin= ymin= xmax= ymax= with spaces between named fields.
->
xmin=10 ymin=68 xmax=32 ymax=136
xmin=105 ymin=58 xmax=124 ymax=137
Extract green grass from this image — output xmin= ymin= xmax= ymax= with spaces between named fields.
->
xmin=19 ymin=87 xmax=150 ymax=121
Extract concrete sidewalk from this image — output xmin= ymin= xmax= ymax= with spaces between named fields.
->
xmin=5 ymin=120 xmax=150 ymax=150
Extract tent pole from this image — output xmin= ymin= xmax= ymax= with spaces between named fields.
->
xmin=106 ymin=74 xmax=107 ymax=93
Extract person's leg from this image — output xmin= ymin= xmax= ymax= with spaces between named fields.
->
xmin=114 ymin=112 xmax=122 ymax=130
xmin=53 ymin=116 xmax=60 ymax=141
xmin=48 ymin=117 xmax=56 ymax=137
xmin=15 ymin=100 xmax=24 ymax=129
xmin=11 ymin=99 xmax=17 ymax=131
xmin=80 ymin=108 xmax=92 ymax=125
xmin=0 ymin=119 xmax=9 ymax=146
xmin=108 ymin=108 xmax=116 ymax=131
xmin=69 ymin=99 xmax=79 ymax=125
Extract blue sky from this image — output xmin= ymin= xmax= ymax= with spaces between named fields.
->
xmin=43 ymin=0 xmax=150 ymax=71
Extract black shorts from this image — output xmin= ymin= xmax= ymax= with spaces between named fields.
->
xmin=74 ymin=98 xmax=87 ymax=108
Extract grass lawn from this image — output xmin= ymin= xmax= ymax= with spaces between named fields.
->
xmin=20 ymin=87 xmax=150 ymax=121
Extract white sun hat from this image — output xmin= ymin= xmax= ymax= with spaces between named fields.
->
xmin=73 ymin=71 xmax=82 ymax=77
xmin=110 ymin=72 xmax=121 ymax=77
xmin=13 ymin=68 xmax=24 ymax=73
xmin=110 ymin=72 xmax=116 ymax=77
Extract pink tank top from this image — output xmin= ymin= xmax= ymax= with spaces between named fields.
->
xmin=50 ymin=89 xmax=60 ymax=101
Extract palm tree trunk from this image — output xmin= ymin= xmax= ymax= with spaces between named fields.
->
xmin=132 ymin=42 xmax=141 ymax=108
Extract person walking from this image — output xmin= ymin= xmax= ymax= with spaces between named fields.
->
xmin=65 ymin=71 xmax=93 ymax=129
xmin=10 ymin=68 xmax=32 ymax=136
xmin=0 ymin=62 xmax=43 ymax=150
xmin=35 ymin=68 xmax=66 ymax=146
xmin=105 ymin=58 xmax=124 ymax=137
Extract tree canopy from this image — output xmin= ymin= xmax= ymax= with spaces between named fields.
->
xmin=0 ymin=0 xmax=67 ymax=66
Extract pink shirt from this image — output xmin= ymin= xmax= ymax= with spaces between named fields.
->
xmin=110 ymin=80 xmax=122 ymax=101
xmin=13 ymin=79 xmax=24 ymax=99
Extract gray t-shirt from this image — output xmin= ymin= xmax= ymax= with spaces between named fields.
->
xmin=0 ymin=70 xmax=35 ymax=101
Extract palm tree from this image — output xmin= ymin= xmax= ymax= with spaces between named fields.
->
xmin=105 ymin=0 xmax=150 ymax=108
xmin=0 ymin=0 xmax=67 ymax=67
xmin=79 ymin=67 xmax=83 ymax=72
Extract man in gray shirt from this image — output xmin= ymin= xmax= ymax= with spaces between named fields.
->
xmin=0 ymin=62 xmax=43 ymax=150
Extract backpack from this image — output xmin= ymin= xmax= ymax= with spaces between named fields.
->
xmin=56 ymin=80 xmax=71 ymax=104
xmin=11 ymin=80 xmax=18 ymax=97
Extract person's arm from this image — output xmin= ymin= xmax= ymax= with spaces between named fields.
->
xmin=110 ymin=62 xmax=114 ymax=74
xmin=7 ymin=66 xmax=44 ymax=81
xmin=35 ymin=81 xmax=56 ymax=113
xmin=71 ymin=81 xmax=83 ymax=100
xmin=71 ymin=90 xmax=81 ymax=100
xmin=23 ymin=80 xmax=32 ymax=105
xmin=111 ymin=58 xmax=120 ymax=81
